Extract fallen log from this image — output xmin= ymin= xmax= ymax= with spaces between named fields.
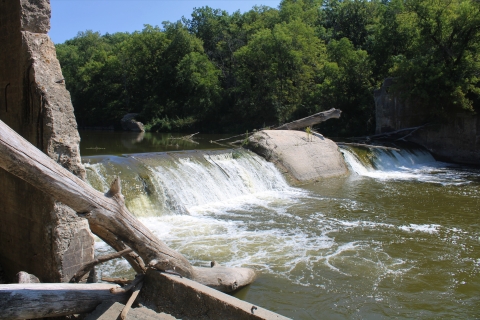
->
xmin=120 ymin=279 xmax=144 ymax=320
xmin=0 ymin=283 xmax=128 ymax=319
xmin=0 ymin=119 xmax=255 ymax=292
xmin=348 ymin=124 xmax=430 ymax=141
xmin=336 ymin=142 xmax=401 ymax=151
xmin=111 ymin=274 xmax=145 ymax=294
xmin=275 ymin=108 xmax=342 ymax=130
xmin=70 ymin=248 xmax=133 ymax=283
xmin=101 ymin=277 xmax=132 ymax=285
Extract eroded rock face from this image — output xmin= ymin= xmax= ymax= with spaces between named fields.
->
xmin=247 ymin=130 xmax=348 ymax=185
xmin=20 ymin=0 xmax=51 ymax=33
xmin=0 ymin=0 xmax=94 ymax=282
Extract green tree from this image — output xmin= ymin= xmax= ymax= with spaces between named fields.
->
xmin=176 ymin=52 xmax=221 ymax=117
xmin=314 ymin=38 xmax=374 ymax=136
xmin=391 ymin=0 xmax=480 ymax=114
xmin=368 ymin=0 xmax=413 ymax=83
xmin=235 ymin=20 xmax=326 ymax=126
xmin=322 ymin=0 xmax=378 ymax=49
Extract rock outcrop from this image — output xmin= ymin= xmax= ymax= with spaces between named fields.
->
xmin=0 ymin=0 xmax=95 ymax=282
xmin=247 ymin=130 xmax=348 ymax=185
xmin=121 ymin=113 xmax=145 ymax=132
xmin=375 ymin=78 xmax=480 ymax=165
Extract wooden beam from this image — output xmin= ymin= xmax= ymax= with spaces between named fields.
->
xmin=0 ymin=283 xmax=128 ymax=319
xmin=275 ymin=108 xmax=342 ymax=130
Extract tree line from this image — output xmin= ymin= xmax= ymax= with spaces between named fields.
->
xmin=56 ymin=0 xmax=480 ymax=136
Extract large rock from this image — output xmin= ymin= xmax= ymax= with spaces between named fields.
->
xmin=121 ymin=113 xmax=145 ymax=132
xmin=247 ymin=130 xmax=348 ymax=185
xmin=0 ymin=0 xmax=95 ymax=282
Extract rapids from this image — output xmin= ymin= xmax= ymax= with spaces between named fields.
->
xmin=81 ymin=133 xmax=480 ymax=319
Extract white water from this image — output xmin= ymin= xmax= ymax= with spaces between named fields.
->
xmin=86 ymin=145 xmax=480 ymax=319
xmin=87 ymin=147 xmax=476 ymax=285
xmin=340 ymin=146 xmax=470 ymax=185
xmin=141 ymin=151 xmax=292 ymax=213
xmin=85 ymin=149 xmax=294 ymax=216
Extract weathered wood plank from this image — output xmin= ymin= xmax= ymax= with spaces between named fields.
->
xmin=0 ymin=283 xmax=128 ymax=319
xmin=275 ymin=108 xmax=342 ymax=130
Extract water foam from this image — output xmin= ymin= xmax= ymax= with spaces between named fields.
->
xmin=84 ymin=149 xmax=293 ymax=216
xmin=341 ymin=146 xmax=468 ymax=185
xmin=85 ymin=146 xmax=479 ymax=308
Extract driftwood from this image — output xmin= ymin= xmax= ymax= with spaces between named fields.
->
xmin=209 ymin=109 xmax=341 ymax=147
xmin=89 ymin=224 xmax=146 ymax=274
xmin=349 ymin=124 xmax=430 ymax=141
xmin=70 ymin=248 xmax=133 ymax=283
xmin=101 ymin=277 xmax=132 ymax=285
xmin=168 ymin=132 xmax=200 ymax=145
xmin=212 ymin=132 xmax=249 ymax=143
xmin=337 ymin=142 xmax=401 ymax=151
xmin=169 ymin=132 xmax=199 ymax=140
xmin=0 ymin=283 xmax=128 ymax=319
xmin=275 ymin=108 xmax=342 ymax=130
xmin=0 ymin=119 xmax=255 ymax=292
xmin=111 ymin=274 xmax=145 ymax=294
xmin=120 ymin=280 xmax=144 ymax=320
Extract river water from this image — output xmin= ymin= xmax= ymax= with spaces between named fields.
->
xmin=80 ymin=131 xmax=480 ymax=319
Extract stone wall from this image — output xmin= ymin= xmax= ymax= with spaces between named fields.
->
xmin=0 ymin=0 xmax=94 ymax=282
xmin=374 ymin=78 xmax=480 ymax=165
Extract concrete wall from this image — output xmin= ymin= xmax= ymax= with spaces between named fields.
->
xmin=0 ymin=0 xmax=94 ymax=282
xmin=140 ymin=270 xmax=290 ymax=320
xmin=374 ymin=78 xmax=480 ymax=165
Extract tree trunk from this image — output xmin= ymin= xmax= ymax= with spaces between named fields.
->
xmin=0 ymin=283 xmax=128 ymax=319
xmin=0 ymin=119 xmax=255 ymax=292
xmin=275 ymin=108 xmax=342 ymax=130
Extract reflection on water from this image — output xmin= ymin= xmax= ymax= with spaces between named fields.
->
xmin=82 ymin=133 xmax=480 ymax=319
xmin=80 ymin=130 xmax=232 ymax=156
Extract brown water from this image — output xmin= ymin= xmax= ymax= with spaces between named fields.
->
xmin=81 ymin=131 xmax=480 ymax=319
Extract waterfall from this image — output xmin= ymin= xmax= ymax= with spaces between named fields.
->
xmin=341 ymin=145 xmax=435 ymax=172
xmin=339 ymin=145 xmax=466 ymax=184
xmin=83 ymin=149 xmax=291 ymax=217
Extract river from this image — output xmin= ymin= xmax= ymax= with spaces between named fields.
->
xmin=80 ymin=130 xmax=480 ymax=319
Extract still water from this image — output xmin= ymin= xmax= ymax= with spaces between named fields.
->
xmin=80 ymin=131 xmax=480 ymax=319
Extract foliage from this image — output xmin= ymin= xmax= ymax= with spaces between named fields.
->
xmin=389 ymin=0 xmax=480 ymax=114
xmin=56 ymin=0 xmax=480 ymax=136
xmin=234 ymin=20 xmax=326 ymax=126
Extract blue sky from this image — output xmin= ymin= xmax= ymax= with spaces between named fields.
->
xmin=49 ymin=0 xmax=282 ymax=44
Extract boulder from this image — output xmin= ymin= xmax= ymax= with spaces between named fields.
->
xmin=247 ymin=130 xmax=348 ymax=185
xmin=121 ymin=113 xmax=145 ymax=132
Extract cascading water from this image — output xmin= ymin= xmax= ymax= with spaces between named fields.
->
xmin=84 ymin=149 xmax=292 ymax=216
xmin=82 ymin=140 xmax=480 ymax=319
xmin=339 ymin=145 xmax=468 ymax=184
